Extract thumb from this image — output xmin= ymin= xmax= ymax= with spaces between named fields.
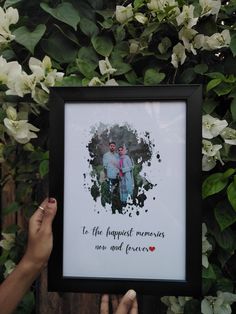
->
xmin=115 ymin=290 xmax=136 ymax=314
xmin=41 ymin=198 xmax=57 ymax=233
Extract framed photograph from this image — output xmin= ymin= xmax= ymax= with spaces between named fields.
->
xmin=48 ymin=85 xmax=202 ymax=295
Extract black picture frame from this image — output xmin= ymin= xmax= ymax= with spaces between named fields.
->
xmin=48 ymin=85 xmax=202 ymax=296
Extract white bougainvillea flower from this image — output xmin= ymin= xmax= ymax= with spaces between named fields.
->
xmin=195 ymin=30 xmax=231 ymax=51
xmin=202 ymin=223 xmax=212 ymax=268
xmin=105 ymin=78 xmax=119 ymax=86
xmin=0 ymin=232 xmax=15 ymax=251
xmin=134 ymin=13 xmax=148 ymax=24
xmin=115 ymin=4 xmax=133 ymax=24
xmin=178 ymin=27 xmax=198 ymax=54
xmin=6 ymin=105 xmax=17 ymax=121
xmin=4 ymin=117 xmax=39 ymax=144
xmin=202 ymin=155 xmax=216 ymax=171
xmin=99 ymin=57 xmax=116 ymax=76
xmin=4 ymin=260 xmax=16 ymax=278
xmin=201 ymin=291 xmax=236 ymax=314
xmin=220 ymin=127 xmax=236 ymax=145
xmin=88 ymin=77 xmax=103 ymax=86
xmin=206 ymin=30 xmax=231 ymax=50
xmin=6 ymin=72 xmax=36 ymax=97
xmin=0 ymin=7 xmax=19 ymax=46
xmin=171 ymin=43 xmax=186 ymax=68
xmin=202 ymin=139 xmax=222 ymax=157
xmin=147 ymin=0 xmax=179 ymax=13
xmin=129 ymin=40 xmax=140 ymax=54
xmin=199 ymin=0 xmax=221 ymax=18
xmin=31 ymin=87 xmax=49 ymax=105
xmin=202 ymin=114 xmax=228 ymax=139
xmin=161 ymin=296 xmax=192 ymax=314
xmin=176 ymin=5 xmax=198 ymax=28
xmin=0 ymin=56 xmax=21 ymax=85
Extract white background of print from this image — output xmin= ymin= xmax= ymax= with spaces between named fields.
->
xmin=63 ymin=101 xmax=186 ymax=280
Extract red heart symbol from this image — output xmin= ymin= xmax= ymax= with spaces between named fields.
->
xmin=149 ymin=246 xmax=155 ymax=252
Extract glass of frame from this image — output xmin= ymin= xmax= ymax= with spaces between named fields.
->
xmin=48 ymin=85 xmax=202 ymax=295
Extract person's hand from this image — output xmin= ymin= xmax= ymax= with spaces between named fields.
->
xmin=100 ymin=290 xmax=138 ymax=314
xmin=22 ymin=197 xmax=57 ymax=272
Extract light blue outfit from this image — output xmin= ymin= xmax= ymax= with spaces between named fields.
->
xmin=103 ymin=151 xmax=119 ymax=179
xmin=119 ymin=155 xmax=134 ymax=203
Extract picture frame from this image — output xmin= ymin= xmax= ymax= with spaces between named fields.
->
xmin=48 ymin=85 xmax=202 ymax=295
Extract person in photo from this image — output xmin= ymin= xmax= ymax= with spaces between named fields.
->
xmin=118 ymin=146 xmax=134 ymax=207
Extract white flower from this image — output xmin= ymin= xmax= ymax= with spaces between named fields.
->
xmin=161 ymin=296 xmax=192 ymax=314
xmin=88 ymin=77 xmax=103 ymax=86
xmin=176 ymin=5 xmax=198 ymax=28
xmin=4 ymin=117 xmax=39 ymax=144
xmin=199 ymin=0 xmax=221 ymax=18
xmin=202 ymin=114 xmax=228 ymax=139
xmin=195 ymin=30 xmax=231 ymax=51
xmin=6 ymin=72 xmax=36 ymax=97
xmin=147 ymin=0 xmax=178 ymax=13
xmin=202 ymin=292 xmax=236 ymax=314
xmin=178 ymin=27 xmax=198 ymax=54
xmin=134 ymin=13 xmax=148 ymax=24
xmin=0 ymin=7 xmax=19 ymax=46
xmin=0 ymin=56 xmax=21 ymax=85
xmin=202 ymin=140 xmax=224 ymax=171
xmin=105 ymin=78 xmax=119 ymax=86
xmin=115 ymin=4 xmax=133 ymax=24
xmin=202 ymin=223 xmax=212 ymax=268
xmin=220 ymin=127 xmax=236 ymax=145
xmin=4 ymin=260 xmax=16 ymax=278
xmin=202 ymin=139 xmax=222 ymax=156
xmin=6 ymin=106 xmax=17 ymax=121
xmin=0 ymin=232 xmax=15 ymax=251
xmin=99 ymin=57 xmax=116 ymax=76
xmin=129 ymin=40 xmax=140 ymax=54
xmin=171 ymin=43 xmax=186 ymax=68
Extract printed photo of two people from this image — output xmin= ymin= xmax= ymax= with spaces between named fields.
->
xmin=85 ymin=124 xmax=161 ymax=216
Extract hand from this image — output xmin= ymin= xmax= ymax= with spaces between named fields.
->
xmin=100 ymin=290 xmax=138 ymax=314
xmin=22 ymin=197 xmax=57 ymax=271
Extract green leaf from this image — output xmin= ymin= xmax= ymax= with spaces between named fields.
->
xmin=17 ymin=291 xmax=35 ymax=313
xmin=203 ymin=98 xmax=218 ymax=114
xmin=230 ymin=33 xmax=236 ymax=57
xmin=216 ymin=277 xmax=234 ymax=292
xmin=4 ymin=0 xmax=22 ymax=8
xmin=223 ymin=168 xmax=235 ymax=179
xmin=41 ymin=30 xmax=78 ymax=63
xmin=134 ymin=0 xmax=145 ymax=9
xmin=13 ymin=25 xmax=46 ymax=54
xmin=40 ymin=2 xmax=80 ymax=31
xmin=230 ymin=97 xmax=236 ymax=121
xmin=144 ymin=68 xmax=165 ymax=85
xmin=80 ymin=17 xmax=99 ymax=37
xmin=2 ymin=202 xmax=20 ymax=215
xmin=214 ymin=200 xmax=236 ymax=231
xmin=76 ymin=58 xmax=97 ymax=78
xmin=202 ymin=173 xmax=228 ymax=199
xmin=39 ymin=160 xmax=49 ymax=178
xmin=194 ymin=64 xmax=208 ymax=75
xmin=114 ymin=25 xmax=126 ymax=42
xmin=60 ymin=75 xmax=82 ymax=86
xmin=227 ymin=181 xmax=236 ymax=211
xmin=206 ymin=78 xmax=222 ymax=92
xmin=202 ymin=264 xmax=216 ymax=279
xmin=214 ymin=83 xmax=233 ymax=96
xmin=214 ymin=227 xmax=236 ymax=252
xmin=141 ymin=22 xmax=159 ymax=37
xmin=179 ymin=68 xmax=196 ymax=84
xmin=110 ymin=58 xmax=131 ymax=76
xmin=91 ymin=35 xmax=113 ymax=57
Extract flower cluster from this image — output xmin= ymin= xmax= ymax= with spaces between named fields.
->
xmin=201 ymin=291 xmax=236 ymax=314
xmin=0 ymin=7 xmax=19 ymax=49
xmin=89 ymin=57 xmax=118 ymax=86
xmin=3 ymin=105 xmax=39 ymax=144
xmin=0 ymin=55 xmax=64 ymax=105
xmin=202 ymin=114 xmax=236 ymax=171
xmin=161 ymin=296 xmax=192 ymax=314
xmin=115 ymin=0 xmax=231 ymax=68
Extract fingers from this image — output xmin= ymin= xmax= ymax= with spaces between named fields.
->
xmin=100 ymin=294 xmax=109 ymax=314
xmin=130 ymin=298 xmax=138 ymax=314
xmin=41 ymin=198 xmax=57 ymax=233
xmin=115 ymin=290 xmax=137 ymax=314
xmin=29 ymin=198 xmax=48 ymax=235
